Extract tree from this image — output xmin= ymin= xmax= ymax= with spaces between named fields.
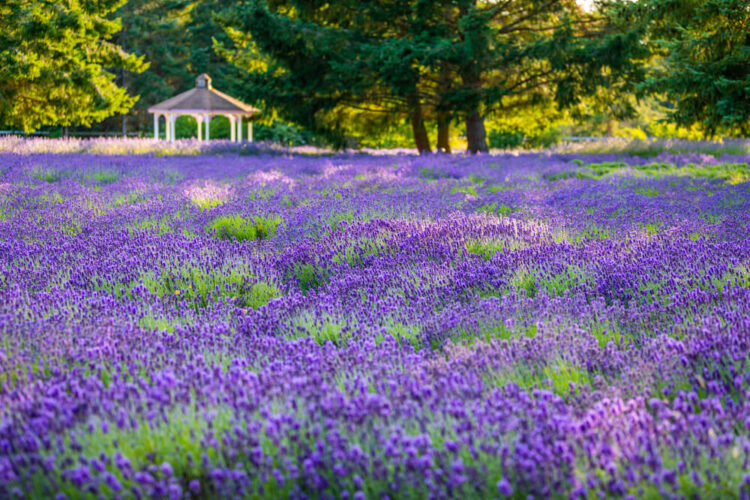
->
xmin=635 ymin=0 xmax=750 ymax=136
xmin=219 ymin=0 xmax=645 ymax=153
xmin=0 ymin=0 xmax=147 ymax=132
xmin=436 ymin=0 xmax=648 ymax=152
xmin=216 ymin=0 xmax=448 ymax=152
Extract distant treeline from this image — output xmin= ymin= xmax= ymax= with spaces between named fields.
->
xmin=1 ymin=0 xmax=748 ymax=152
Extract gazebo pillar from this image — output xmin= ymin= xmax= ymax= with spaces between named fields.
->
xmin=204 ymin=115 xmax=210 ymax=141
xmin=195 ymin=115 xmax=203 ymax=141
xmin=248 ymin=122 xmax=253 ymax=143
xmin=228 ymin=115 xmax=236 ymax=142
xmin=236 ymin=117 xmax=242 ymax=142
xmin=170 ymin=115 xmax=177 ymax=141
xmin=154 ymin=114 xmax=159 ymax=140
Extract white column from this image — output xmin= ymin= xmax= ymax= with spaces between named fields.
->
xmin=236 ymin=117 xmax=242 ymax=142
xmin=165 ymin=115 xmax=171 ymax=141
xmin=195 ymin=115 xmax=203 ymax=141
xmin=229 ymin=116 xmax=236 ymax=142
xmin=169 ymin=115 xmax=177 ymax=141
xmin=248 ymin=122 xmax=253 ymax=143
xmin=204 ymin=115 xmax=210 ymax=141
xmin=154 ymin=114 xmax=159 ymax=140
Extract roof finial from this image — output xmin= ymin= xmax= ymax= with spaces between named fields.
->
xmin=196 ymin=74 xmax=212 ymax=89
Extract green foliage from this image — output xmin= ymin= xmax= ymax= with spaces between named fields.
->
xmin=465 ymin=238 xmax=523 ymax=261
xmin=205 ymin=214 xmax=282 ymax=242
xmin=488 ymin=357 xmax=590 ymax=397
xmin=292 ymin=314 xmax=348 ymax=346
xmin=450 ymin=185 xmax=478 ymax=197
xmin=577 ymin=222 xmax=611 ymax=243
xmin=99 ymin=261 xmax=281 ymax=311
xmin=217 ymin=0 xmax=643 ymax=153
xmin=634 ymin=187 xmax=660 ymax=198
xmin=332 ymin=238 xmax=390 ymax=268
xmin=31 ymin=169 xmax=66 ymax=183
xmin=477 ymin=203 xmax=515 ymax=217
xmin=65 ymin=406 xmax=235 ymax=496
xmin=253 ymin=121 xmax=314 ymax=146
xmin=0 ymin=0 xmax=147 ymax=131
xmin=241 ymin=281 xmax=282 ymax=310
xmin=635 ymin=0 xmax=750 ymax=135
xmin=488 ymin=126 xmax=563 ymax=150
xmin=83 ymin=170 xmax=121 ymax=186
xmin=378 ymin=320 xmax=421 ymax=350
xmin=290 ymin=263 xmax=329 ymax=294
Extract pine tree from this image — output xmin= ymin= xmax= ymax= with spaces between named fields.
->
xmin=635 ymin=0 xmax=750 ymax=135
xmin=0 ymin=0 xmax=147 ymax=132
xmin=219 ymin=0 xmax=644 ymax=152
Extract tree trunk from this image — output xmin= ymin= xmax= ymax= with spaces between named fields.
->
xmin=466 ymin=110 xmax=488 ymax=154
xmin=409 ymin=95 xmax=431 ymax=154
xmin=436 ymin=60 xmax=452 ymax=153
xmin=461 ymin=68 xmax=488 ymax=154
xmin=437 ymin=111 xmax=451 ymax=153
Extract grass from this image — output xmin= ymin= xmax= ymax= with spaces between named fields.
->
xmin=332 ymin=238 xmax=391 ymax=267
xmin=99 ymin=262 xmax=281 ymax=312
xmin=465 ymin=238 xmax=520 ymax=260
xmin=138 ymin=314 xmax=179 ymax=332
xmin=487 ymin=357 xmax=591 ymax=397
xmin=82 ymin=169 xmax=121 ymax=186
xmin=111 ymin=190 xmax=147 ymax=208
xmin=129 ymin=207 xmax=192 ymax=235
xmin=549 ymin=161 xmax=750 ymax=185
xmin=291 ymin=314 xmax=349 ymax=346
xmin=205 ymin=214 xmax=282 ymax=242
xmin=450 ymin=184 xmax=478 ymax=196
xmin=576 ymin=222 xmax=611 ymax=243
xmin=31 ymin=168 xmax=66 ymax=183
xmin=477 ymin=202 xmax=515 ymax=217
xmin=45 ymin=404 xmax=237 ymax=499
xmin=634 ymin=187 xmax=660 ymax=197
xmin=375 ymin=320 xmax=422 ymax=350
xmin=290 ymin=263 xmax=329 ymax=294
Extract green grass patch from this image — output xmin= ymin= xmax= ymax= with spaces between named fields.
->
xmin=31 ymin=168 xmax=66 ymax=183
xmin=83 ymin=169 xmax=120 ymax=186
xmin=465 ymin=237 xmax=524 ymax=261
xmin=450 ymin=184 xmax=478 ymax=196
xmin=290 ymin=263 xmax=330 ymax=294
xmin=375 ymin=320 xmax=422 ymax=350
xmin=634 ymin=186 xmax=660 ymax=197
xmin=332 ymin=238 xmax=391 ymax=267
xmin=291 ymin=314 xmax=349 ymax=346
xmin=488 ymin=357 xmax=590 ymax=397
xmin=477 ymin=202 xmax=515 ymax=217
xmin=99 ymin=263 xmax=281 ymax=311
xmin=206 ymin=214 xmax=282 ymax=242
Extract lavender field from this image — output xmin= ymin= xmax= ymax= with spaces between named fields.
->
xmin=2 ymin=147 xmax=750 ymax=499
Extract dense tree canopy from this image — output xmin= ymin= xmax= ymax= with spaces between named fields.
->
xmin=635 ymin=0 xmax=750 ymax=135
xmin=0 ymin=0 xmax=746 ymax=145
xmin=218 ymin=0 xmax=646 ymax=152
xmin=0 ymin=0 xmax=146 ymax=132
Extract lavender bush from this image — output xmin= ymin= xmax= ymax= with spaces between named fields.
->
xmin=1 ymin=145 xmax=749 ymax=499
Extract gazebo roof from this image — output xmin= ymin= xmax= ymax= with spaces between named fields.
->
xmin=147 ymin=74 xmax=259 ymax=115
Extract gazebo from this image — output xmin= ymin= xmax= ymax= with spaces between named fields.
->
xmin=148 ymin=74 xmax=259 ymax=142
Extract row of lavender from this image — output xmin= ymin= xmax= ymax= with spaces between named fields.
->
xmin=1 ymin=150 xmax=749 ymax=499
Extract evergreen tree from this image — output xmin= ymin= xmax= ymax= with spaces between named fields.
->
xmin=0 ymin=0 xmax=146 ymax=132
xmin=635 ymin=0 xmax=750 ymax=135
xmin=218 ymin=0 xmax=644 ymax=152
